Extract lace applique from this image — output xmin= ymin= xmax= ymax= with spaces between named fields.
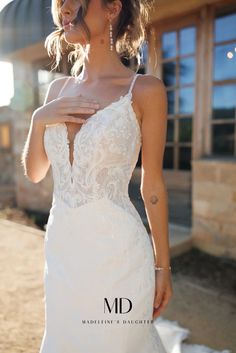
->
xmin=44 ymin=94 xmax=142 ymax=209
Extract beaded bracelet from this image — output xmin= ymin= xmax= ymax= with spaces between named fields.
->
xmin=155 ymin=265 xmax=172 ymax=271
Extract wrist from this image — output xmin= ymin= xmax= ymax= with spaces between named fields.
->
xmin=154 ymin=260 xmax=171 ymax=268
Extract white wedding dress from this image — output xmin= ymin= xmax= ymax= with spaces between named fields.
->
xmin=39 ymin=73 xmax=168 ymax=353
xmin=39 ymin=72 xmax=231 ymax=353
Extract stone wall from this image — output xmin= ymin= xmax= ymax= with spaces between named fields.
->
xmin=192 ymin=159 xmax=236 ymax=259
xmin=0 ymin=107 xmax=16 ymax=207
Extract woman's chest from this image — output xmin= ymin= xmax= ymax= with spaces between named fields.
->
xmin=44 ymin=98 xmax=142 ymax=171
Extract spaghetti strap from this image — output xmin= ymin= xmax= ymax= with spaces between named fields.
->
xmin=127 ymin=73 xmax=140 ymax=96
xmin=57 ymin=76 xmax=71 ymax=97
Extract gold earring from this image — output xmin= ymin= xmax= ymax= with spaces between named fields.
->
xmin=109 ymin=19 xmax=114 ymax=51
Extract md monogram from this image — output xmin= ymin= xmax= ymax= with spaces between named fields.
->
xmin=104 ymin=298 xmax=133 ymax=314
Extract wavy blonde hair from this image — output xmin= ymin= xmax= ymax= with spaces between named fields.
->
xmin=45 ymin=0 xmax=154 ymax=76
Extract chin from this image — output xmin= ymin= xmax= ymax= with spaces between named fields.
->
xmin=64 ymin=29 xmax=87 ymax=46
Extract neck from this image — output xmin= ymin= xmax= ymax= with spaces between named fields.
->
xmin=78 ymin=41 xmax=127 ymax=82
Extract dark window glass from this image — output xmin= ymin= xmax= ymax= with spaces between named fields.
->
xmin=215 ymin=12 xmax=236 ymax=43
xmin=163 ymin=62 xmax=176 ymax=87
xmin=214 ymin=43 xmax=236 ymax=81
xmin=179 ymin=87 xmax=194 ymax=114
xmin=179 ymin=57 xmax=195 ymax=85
xmin=212 ymin=84 xmax=236 ymax=119
xmin=179 ymin=147 xmax=191 ymax=170
xmin=179 ymin=27 xmax=196 ymax=55
xmin=167 ymin=90 xmax=175 ymax=115
xmin=163 ymin=146 xmax=174 ymax=169
xmin=162 ymin=31 xmax=177 ymax=59
xmin=140 ymin=41 xmax=148 ymax=66
xmin=212 ymin=124 xmax=234 ymax=155
xmin=179 ymin=118 xmax=192 ymax=142
xmin=167 ymin=119 xmax=174 ymax=142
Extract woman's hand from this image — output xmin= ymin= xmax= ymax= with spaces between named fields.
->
xmin=152 ymin=270 xmax=173 ymax=320
xmin=32 ymin=95 xmax=100 ymax=128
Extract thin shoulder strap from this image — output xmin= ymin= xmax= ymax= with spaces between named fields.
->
xmin=57 ymin=76 xmax=71 ymax=97
xmin=127 ymin=73 xmax=140 ymax=96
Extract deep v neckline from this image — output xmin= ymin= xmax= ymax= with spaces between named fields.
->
xmin=62 ymin=93 xmax=131 ymax=173
xmin=60 ymin=73 xmax=141 ymax=180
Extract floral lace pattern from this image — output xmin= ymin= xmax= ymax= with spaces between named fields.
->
xmin=44 ymin=88 xmax=142 ymax=210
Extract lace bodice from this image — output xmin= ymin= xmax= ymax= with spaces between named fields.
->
xmin=44 ymin=73 xmax=142 ymax=218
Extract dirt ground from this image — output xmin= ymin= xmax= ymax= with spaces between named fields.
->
xmin=0 ymin=218 xmax=235 ymax=353
xmin=0 ymin=220 xmax=45 ymax=353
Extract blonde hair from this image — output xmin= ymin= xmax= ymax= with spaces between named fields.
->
xmin=45 ymin=0 xmax=154 ymax=76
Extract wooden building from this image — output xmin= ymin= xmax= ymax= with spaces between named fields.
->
xmin=0 ymin=0 xmax=235 ymax=258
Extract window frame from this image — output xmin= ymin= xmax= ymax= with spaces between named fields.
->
xmin=209 ymin=6 xmax=236 ymax=157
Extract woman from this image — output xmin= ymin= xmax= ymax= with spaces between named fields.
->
xmin=22 ymin=0 xmax=173 ymax=352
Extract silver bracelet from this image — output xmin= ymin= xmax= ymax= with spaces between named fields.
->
xmin=155 ymin=265 xmax=171 ymax=271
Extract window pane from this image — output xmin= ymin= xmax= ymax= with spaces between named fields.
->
xmin=179 ymin=118 xmax=192 ymax=142
xmin=179 ymin=147 xmax=191 ymax=170
xmin=215 ymin=12 xmax=236 ymax=43
xmin=167 ymin=90 xmax=175 ymax=115
xmin=0 ymin=124 xmax=10 ymax=148
xmin=162 ymin=31 xmax=177 ymax=59
xmin=163 ymin=61 xmax=176 ymax=87
xmin=167 ymin=119 xmax=174 ymax=142
xmin=179 ymin=87 xmax=194 ymax=114
xmin=212 ymin=124 xmax=234 ymax=155
xmin=214 ymin=43 xmax=236 ymax=81
xmin=140 ymin=40 xmax=148 ymax=66
xmin=163 ymin=146 xmax=174 ymax=169
xmin=179 ymin=57 xmax=195 ymax=85
xmin=180 ymin=27 xmax=196 ymax=55
xmin=212 ymin=85 xmax=236 ymax=119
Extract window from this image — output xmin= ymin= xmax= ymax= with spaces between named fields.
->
xmin=161 ymin=26 xmax=196 ymax=170
xmin=211 ymin=11 xmax=236 ymax=156
xmin=0 ymin=123 xmax=11 ymax=149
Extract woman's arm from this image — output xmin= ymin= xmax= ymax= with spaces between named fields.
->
xmin=21 ymin=77 xmax=68 ymax=183
xmin=139 ymin=75 xmax=170 ymax=268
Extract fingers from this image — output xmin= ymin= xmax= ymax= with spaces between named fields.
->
xmin=65 ymin=107 xmax=98 ymax=115
xmin=58 ymin=97 xmax=100 ymax=115
xmin=62 ymin=101 xmax=100 ymax=109
xmin=154 ymin=292 xmax=163 ymax=310
xmin=153 ymin=301 xmax=168 ymax=319
xmin=153 ymin=291 xmax=172 ymax=320
xmin=61 ymin=116 xmax=87 ymax=124
xmin=58 ymin=96 xmax=100 ymax=105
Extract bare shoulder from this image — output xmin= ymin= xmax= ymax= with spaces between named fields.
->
xmin=137 ymin=74 xmax=166 ymax=98
xmin=43 ymin=76 xmax=71 ymax=105
xmin=135 ymin=74 xmax=167 ymax=117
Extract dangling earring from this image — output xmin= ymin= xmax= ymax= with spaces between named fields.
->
xmin=109 ymin=19 xmax=114 ymax=51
